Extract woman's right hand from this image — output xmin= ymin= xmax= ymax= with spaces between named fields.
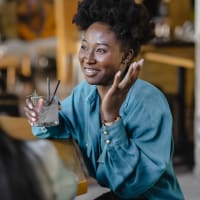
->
xmin=101 ymin=59 xmax=143 ymax=122
xmin=24 ymin=97 xmax=43 ymax=126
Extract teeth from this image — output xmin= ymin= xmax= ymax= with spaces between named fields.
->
xmin=85 ymin=68 xmax=95 ymax=72
xmin=85 ymin=68 xmax=98 ymax=76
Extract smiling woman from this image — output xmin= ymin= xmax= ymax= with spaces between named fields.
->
xmin=78 ymin=22 xmax=124 ymax=86
xmin=24 ymin=0 xmax=184 ymax=199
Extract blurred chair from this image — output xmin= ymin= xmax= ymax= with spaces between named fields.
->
xmin=0 ymin=71 xmax=19 ymax=116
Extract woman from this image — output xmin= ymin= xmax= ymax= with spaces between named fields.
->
xmin=0 ymin=128 xmax=77 ymax=200
xmin=24 ymin=0 xmax=184 ymax=199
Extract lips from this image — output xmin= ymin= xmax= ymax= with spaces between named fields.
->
xmin=83 ymin=67 xmax=99 ymax=77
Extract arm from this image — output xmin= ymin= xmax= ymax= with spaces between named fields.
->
xmin=96 ymin=85 xmax=173 ymax=198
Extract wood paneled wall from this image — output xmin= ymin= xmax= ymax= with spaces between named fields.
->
xmin=54 ymin=0 xmax=78 ymax=85
xmin=168 ymin=0 xmax=192 ymax=33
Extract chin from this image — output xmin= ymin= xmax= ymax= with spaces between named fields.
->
xmin=87 ymin=82 xmax=96 ymax=85
xmin=85 ymin=78 xmax=98 ymax=85
xmin=85 ymin=77 xmax=112 ymax=86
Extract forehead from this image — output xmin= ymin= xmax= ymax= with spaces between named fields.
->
xmin=82 ymin=22 xmax=120 ymax=46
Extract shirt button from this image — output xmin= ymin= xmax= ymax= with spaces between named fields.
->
xmin=103 ymin=131 xmax=108 ymax=135
xmin=106 ymin=139 xmax=110 ymax=144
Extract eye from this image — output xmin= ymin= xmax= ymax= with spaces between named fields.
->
xmin=96 ymin=48 xmax=106 ymax=54
xmin=80 ymin=44 xmax=88 ymax=51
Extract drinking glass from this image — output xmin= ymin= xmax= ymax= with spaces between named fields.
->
xmin=30 ymin=95 xmax=59 ymax=127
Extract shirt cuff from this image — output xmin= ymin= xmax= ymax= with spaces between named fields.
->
xmin=101 ymin=118 xmax=128 ymax=148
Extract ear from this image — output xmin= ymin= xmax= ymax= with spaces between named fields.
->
xmin=126 ymin=49 xmax=134 ymax=63
xmin=121 ymin=49 xmax=134 ymax=64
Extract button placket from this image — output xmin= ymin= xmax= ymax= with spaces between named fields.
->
xmin=103 ymin=130 xmax=108 ymax=135
xmin=106 ymin=139 xmax=110 ymax=144
xmin=102 ymin=127 xmax=111 ymax=144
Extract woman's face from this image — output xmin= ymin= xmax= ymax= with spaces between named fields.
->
xmin=78 ymin=22 xmax=125 ymax=86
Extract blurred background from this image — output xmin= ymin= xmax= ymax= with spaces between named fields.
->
xmin=0 ymin=0 xmax=199 ymax=199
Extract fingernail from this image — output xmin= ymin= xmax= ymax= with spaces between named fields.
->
xmin=31 ymin=111 xmax=36 ymax=117
xmin=116 ymin=71 xmax=121 ymax=76
xmin=29 ymin=104 xmax=33 ymax=109
xmin=31 ymin=118 xmax=36 ymax=122
xmin=137 ymin=58 xmax=144 ymax=66
xmin=131 ymin=62 xmax=137 ymax=69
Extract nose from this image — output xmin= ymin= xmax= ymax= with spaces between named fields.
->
xmin=85 ymin=50 xmax=96 ymax=64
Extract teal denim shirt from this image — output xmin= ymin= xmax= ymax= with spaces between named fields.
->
xmin=32 ymin=79 xmax=184 ymax=200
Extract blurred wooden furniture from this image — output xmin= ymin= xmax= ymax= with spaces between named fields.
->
xmin=16 ymin=0 xmax=55 ymax=40
xmin=54 ymin=0 xmax=78 ymax=86
xmin=141 ymin=45 xmax=194 ymax=68
xmin=0 ymin=53 xmax=32 ymax=93
xmin=0 ymin=55 xmax=20 ymax=92
xmin=141 ymin=44 xmax=194 ymax=157
xmin=0 ymin=115 xmax=87 ymax=195
xmin=168 ymin=0 xmax=192 ymax=34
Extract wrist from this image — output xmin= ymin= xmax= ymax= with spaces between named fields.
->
xmin=103 ymin=116 xmax=121 ymax=126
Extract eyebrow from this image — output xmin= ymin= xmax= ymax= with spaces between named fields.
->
xmin=96 ymin=42 xmax=109 ymax=46
xmin=81 ymin=39 xmax=109 ymax=47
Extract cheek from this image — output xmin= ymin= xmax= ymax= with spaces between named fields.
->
xmin=78 ymin=51 xmax=83 ymax=65
xmin=98 ymin=54 xmax=121 ymax=67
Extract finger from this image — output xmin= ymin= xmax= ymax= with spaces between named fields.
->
xmin=132 ymin=59 xmax=143 ymax=74
xmin=28 ymin=119 xmax=34 ymax=126
xmin=129 ymin=58 xmax=144 ymax=77
xmin=24 ymin=111 xmax=37 ymax=123
xmin=112 ymin=71 xmax=122 ymax=89
xmin=119 ymin=60 xmax=127 ymax=71
xmin=131 ymin=61 xmax=140 ymax=76
xmin=25 ymin=97 xmax=34 ymax=109
xmin=118 ymin=62 xmax=135 ymax=88
xmin=24 ymin=112 xmax=36 ymax=123
xmin=119 ymin=58 xmax=143 ymax=89
xmin=24 ymin=97 xmax=39 ymax=123
xmin=136 ymin=58 xmax=144 ymax=69
xmin=24 ymin=98 xmax=37 ymax=115
xmin=36 ymin=98 xmax=44 ymax=113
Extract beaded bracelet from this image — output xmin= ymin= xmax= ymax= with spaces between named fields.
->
xmin=103 ymin=116 xmax=120 ymax=126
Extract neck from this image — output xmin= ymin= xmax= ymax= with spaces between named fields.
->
xmin=97 ymin=85 xmax=111 ymax=100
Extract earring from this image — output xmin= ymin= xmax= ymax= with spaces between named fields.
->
xmin=124 ymin=60 xmax=130 ymax=66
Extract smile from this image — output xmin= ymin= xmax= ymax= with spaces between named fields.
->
xmin=84 ymin=67 xmax=99 ymax=77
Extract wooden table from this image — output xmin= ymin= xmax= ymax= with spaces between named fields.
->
xmin=141 ymin=45 xmax=194 ymax=69
xmin=141 ymin=44 xmax=195 ymax=155
xmin=0 ymin=115 xmax=87 ymax=195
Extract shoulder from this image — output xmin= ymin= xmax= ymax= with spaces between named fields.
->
xmin=73 ymin=80 xmax=96 ymax=96
xmin=124 ymin=79 xmax=171 ymax=115
xmin=131 ymin=79 xmax=168 ymax=105
xmin=134 ymin=79 xmax=165 ymax=97
xmin=26 ymin=139 xmax=57 ymax=160
xmin=25 ymin=140 xmax=65 ymax=181
xmin=25 ymin=140 xmax=78 ymax=200
xmin=63 ymin=80 xmax=97 ymax=103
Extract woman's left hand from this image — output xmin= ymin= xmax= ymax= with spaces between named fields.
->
xmin=101 ymin=59 xmax=144 ymax=122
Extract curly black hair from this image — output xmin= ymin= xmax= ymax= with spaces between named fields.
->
xmin=72 ymin=0 xmax=154 ymax=56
